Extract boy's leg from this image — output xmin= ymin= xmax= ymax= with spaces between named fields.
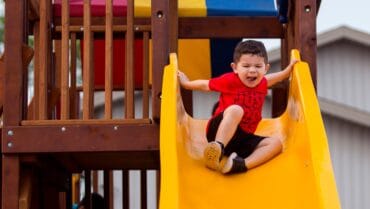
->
xmin=244 ymin=136 xmax=282 ymax=170
xmin=204 ymin=105 xmax=244 ymax=170
xmin=214 ymin=105 xmax=244 ymax=146
xmin=222 ymin=136 xmax=282 ymax=174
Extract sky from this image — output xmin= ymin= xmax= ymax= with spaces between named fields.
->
xmin=264 ymin=0 xmax=370 ymax=49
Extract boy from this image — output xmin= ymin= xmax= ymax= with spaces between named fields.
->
xmin=177 ymin=40 xmax=298 ymax=174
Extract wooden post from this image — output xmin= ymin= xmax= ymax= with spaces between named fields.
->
xmin=272 ymin=0 xmax=318 ymax=117
xmin=125 ymin=0 xmax=135 ymax=119
xmin=103 ymin=170 xmax=114 ymax=209
xmin=140 ymin=170 xmax=148 ymax=209
xmin=151 ymin=0 xmax=178 ymax=122
xmin=2 ymin=156 xmax=20 ymax=209
xmin=38 ymin=0 xmax=52 ymax=119
xmin=289 ymin=0 xmax=317 ymax=87
xmin=82 ymin=0 xmax=94 ymax=119
xmin=122 ymin=170 xmax=129 ymax=209
xmin=271 ymin=38 xmax=289 ymax=117
xmin=61 ymin=0 xmax=71 ymax=119
xmin=105 ymin=0 xmax=113 ymax=119
xmin=3 ymin=0 xmax=25 ymax=125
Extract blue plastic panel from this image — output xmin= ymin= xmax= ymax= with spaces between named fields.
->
xmin=206 ymin=0 xmax=278 ymax=16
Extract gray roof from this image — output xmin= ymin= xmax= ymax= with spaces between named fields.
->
xmin=268 ymin=25 xmax=370 ymax=62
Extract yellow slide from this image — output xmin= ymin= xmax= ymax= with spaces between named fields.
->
xmin=159 ymin=51 xmax=341 ymax=209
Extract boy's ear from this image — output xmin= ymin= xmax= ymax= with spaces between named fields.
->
xmin=231 ymin=62 xmax=237 ymax=72
xmin=265 ymin=64 xmax=271 ymax=73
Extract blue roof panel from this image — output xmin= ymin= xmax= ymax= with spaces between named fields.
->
xmin=206 ymin=0 xmax=278 ymax=16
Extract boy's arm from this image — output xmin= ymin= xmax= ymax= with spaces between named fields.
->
xmin=266 ymin=58 xmax=298 ymax=87
xmin=177 ymin=70 xmax=210 ymax=91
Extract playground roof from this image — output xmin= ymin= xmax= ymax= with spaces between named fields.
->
xmin=53 ymin=0 xmax=287 ymax=21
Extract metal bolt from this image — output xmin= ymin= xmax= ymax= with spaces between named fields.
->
xmin=135 ymin=26 xmax=140 ymax=31
xmin=114 ymin=126 xmax=118 ymax=130
xmin=304 ymin=5 xmax=311 ymax=13
xmin=7 ymin=142 xmax=13 ymax=148
xmin=7 ymin=130 xmax=14 ymax=136
xmin=157 ymin=11 xmax=163 ymax=18
xmin=80 ymin=27 xmax=84 ymax=31
xmin=61 ymin=127 xmax=66 ymax=132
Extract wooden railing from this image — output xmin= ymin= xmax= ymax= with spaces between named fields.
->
xmin=27 ymin=0 xmax=152 ymax=124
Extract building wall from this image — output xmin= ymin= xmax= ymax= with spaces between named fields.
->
xmin=317 ymin=40 xmax=370 ymax=112
xmin=324 ymin=114 xmax=370 ymax=209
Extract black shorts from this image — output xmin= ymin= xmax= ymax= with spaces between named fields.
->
xmin=206 ymin=112 xmax=266 ymax=159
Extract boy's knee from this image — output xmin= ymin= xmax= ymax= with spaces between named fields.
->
xmin=261 ymin=137 xmax=283 ymax=151
xmin=224 ymin=105 xmax=244 ymax=119
xmin=271 ymin=137 xmax=283 ymax=152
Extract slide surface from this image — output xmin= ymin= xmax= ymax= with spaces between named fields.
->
xmin=159 ymin=51 xmax=341 ymax=209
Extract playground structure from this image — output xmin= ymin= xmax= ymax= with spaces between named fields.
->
xmin=0 ymin=0 xmax=340 ymax=209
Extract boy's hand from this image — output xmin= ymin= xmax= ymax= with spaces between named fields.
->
xmin=176 ymin=70 xmax=210 ymax=91
xmin=289 ymin=58 xmax=299 ymax=67
xmin=177 ymin=70 xmax=189 ymax=86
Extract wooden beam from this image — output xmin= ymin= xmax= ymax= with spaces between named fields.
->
xmin=299 ymin=0 xmax=318 ymax=88
xmin=0 ymin=54 xmax=4 ymax=115
xmin=151 ymin=0 xmax=172 ymax=122
xmin=19 ymin=169 xmax=33 ymax=209
xmin=28 ymin=0 xmax=40 ymax=21
xmin=288 ymin=0 xmax=317 ymax=87
xmin=2 ymin=155 xmax=20 ymax=209
xmin=271 ymin=38 xmax=289 ymax=117
xmin=179 ymin=17 xmax=283 ymax=38
xmin=2 ymin=124 xmax=159 ymax=153
xmin=272 ymin=0 xmax=318 ymax=116
xmin=53 ymin=17 xmax=283 ymax=39
xmin=4 ymin=0 xmax=25 ymax=125
xmin=21 ymin=118 xmax=151 ymax=126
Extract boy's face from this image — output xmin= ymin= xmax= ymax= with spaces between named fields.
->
xmin=231 ymin=54 xmax=269 ymax=88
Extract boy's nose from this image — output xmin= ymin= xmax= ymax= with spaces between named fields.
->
xmin=248 ymin=68 xmax=257 ymax=73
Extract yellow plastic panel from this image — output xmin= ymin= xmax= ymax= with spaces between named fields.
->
xmin=135 ymin=0 xmax=206 ymax=17
xmin=178 ymin=0 xmax=207 ymax=17
xmin=178 ymin=39 xmax=211 ymax=79
xmin=159 ymin=51 xmax=341 ymax=209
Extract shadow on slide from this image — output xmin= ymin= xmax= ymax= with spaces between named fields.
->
xmin=159 ymin=50 xmax=341 ymax=209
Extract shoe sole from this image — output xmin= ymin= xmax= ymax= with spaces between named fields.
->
xmin=203 ymin=142 xmax=222 ymax=170
xmin=221 ymin=152 xmax=237 ymax=174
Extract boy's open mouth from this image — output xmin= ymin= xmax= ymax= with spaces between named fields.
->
xmin=246 ymin=76 xmax=257 ymax=81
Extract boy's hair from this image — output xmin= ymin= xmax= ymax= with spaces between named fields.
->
xmin=233 ymin=40 xmax=268 ymax=63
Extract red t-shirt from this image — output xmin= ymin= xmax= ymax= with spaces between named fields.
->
xmin=208 ymin=72 xmax=268 ymax=134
